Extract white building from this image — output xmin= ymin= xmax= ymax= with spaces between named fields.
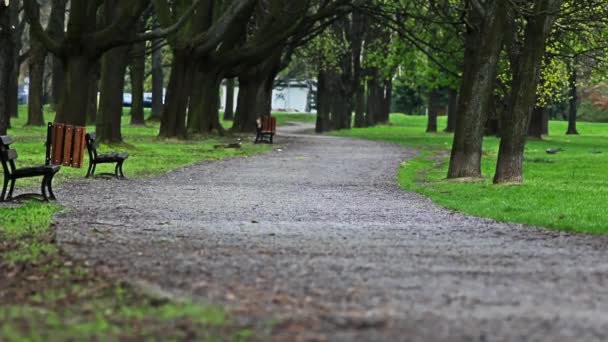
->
xmin=221 ymin=79 xmax=315 ymax=113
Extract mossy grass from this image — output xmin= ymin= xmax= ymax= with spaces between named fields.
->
xmin=333 ymin=114 xmax=608 ymax=234
xmin=0 ymin=107 xmax=267 ymax=340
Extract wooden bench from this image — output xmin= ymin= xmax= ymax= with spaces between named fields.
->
xmin=255 ymin=116 xmax=276 ymax=144
xmin=85 ymin=132 xmax=129 ymax=179
xmin=0 ymin=136 xmax=60 ymax=202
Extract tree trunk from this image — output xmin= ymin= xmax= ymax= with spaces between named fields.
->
xmin=223 ymin=78 xmax=235 ymax=121
xmin=7 ymin=1 xmax=19 ymax=120
xmin=86 ymin=71 xmax=99 ymax=125
xmin=150 ymin=39 xmax=164 ymax=121
xmin=0 ymin=4 xmax=10 ymax=135
xmin=494 ymin=0 xmax=563 ymax=184
xmin=447 ymin=1 xmax=509 ymax=179
xmin=566 ymin=65 xmax=578 ymax=135
xmin=445 ymin=89 xmax=458 ymax=132
xmin=381 ymin=80 xmax=392 ymax=123
xmin=130 ymin=39 xmax=146 ymax=126
xmin=97 ymin=45 xmax=130 ymax=143
xmin=354 ymin=83 xmax=366 ymax=128
xmin=528 ymin=106 xmax=545 ymax=139
xmin=187 ymin=66 xmax=222 ymax=134
xmin=159 ymin=51 xmax=191 ymax=139
xmin=48 ymin=0 xmax=68 ymax=110
xmin=315 ymin=70 xmax=330 ymax=133
xmin=366 ymin=77 xmax=382 ymax=127
xmin=55 ymin=55 xmax=96 ymax=126
xmin=233 ymin=76 xmax=264 ymax=133
xmin=27 ymin=24 xmax=47 ymax=126
xmin=426 ymin=89 xmax=439 ymax=133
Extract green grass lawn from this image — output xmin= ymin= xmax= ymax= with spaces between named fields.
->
xmin=333 ymin=114 xmax=608 ymax=234
xmin=0 ymin=107 xmax=270 ymax=341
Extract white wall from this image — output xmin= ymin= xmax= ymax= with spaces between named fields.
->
xmin=221 ymin=83 xmax=311 ymax=113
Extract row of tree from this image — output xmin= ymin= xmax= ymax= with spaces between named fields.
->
xmin=2 ymin=0 xmax=608 ymax=186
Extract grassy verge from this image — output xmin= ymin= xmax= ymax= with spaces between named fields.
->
xmin=1 ymin=108 xmax=270 ymax=340
xmin=272 ymin=112 xmax=317 ymax=125
xmin=333 ymin=114 xmax=608 ymax=234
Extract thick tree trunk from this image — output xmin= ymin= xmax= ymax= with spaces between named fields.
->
xmin=130 ymin=40 xmax=146 ymax=126
xmin=233 ymin=76 xmax=264 ymax=133
xmin=159 ymin=51 xmax=191 ymax=139
xmin=528 ymin=106 xmax=545 ymax=139
xmin=354 ymin=84 xmax=366 ymax=128
xmin=566 ymin=66 xmax=578 ymax=135
xmin=494 ymin=0 xmax=563 ymax=184
xmin=445 ymin=89 xmax=458 ymax=132
xmin=223 ymin=78 xmax=235 ymax=121
xmin=7 ymin=1 xmax=19 ymax=120
xmin=0 ymin=4 xmax=10 ymax=135
xmin=447 ymin=1 xmax=509 ymax=179
xmin=55 ymin=55 xmax=96 ymax=126
xmin=97 ymin=45 xmax=130 ymax=143
xmin=381 ymin=80 xmax=392 ymax=123
xmin=426 ymin=89 xmax=439 ymax=133
xmin=315 ymin=71 xmax=330 ymax=133
xmin=485 ymin=97 xmax=502 ymax=137
xmin=48 ymin=0 xmax=67 ymax=109
xmin=27 ymin=27 xmax=47 ymax=126
xmin=86 ymin=72 xmax=99 ymax=125
xmin=366 ymin=77 xmax=382 ymax=127
xmin=187 ymin=67 xmax=222 ymax=134
xmin=150 ymin=39 xmax=164 ymax=121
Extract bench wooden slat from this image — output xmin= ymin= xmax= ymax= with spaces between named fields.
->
xmin=52 ymin=123 xmax=65 ymax=165
xmin=72 ymin=127 xmax=86 ymax=168
xmin=62 ymin=125 xmax=74 ymax=166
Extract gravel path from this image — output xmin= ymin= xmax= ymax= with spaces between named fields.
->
xmin=55 ymin=124 xmax=608 ymax=341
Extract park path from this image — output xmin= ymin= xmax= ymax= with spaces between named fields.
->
xmin=55 ymin=124 xmax=608 ymax=341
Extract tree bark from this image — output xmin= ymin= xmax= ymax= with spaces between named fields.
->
xmin=150 ymin=39 xmax=164 ymax=121
xmin=447 ymin=0 xmax=509 ymax=179
xmin=528 ymin=106 xmax=545 ymax=139
xmin=7 ymin=1 xmax=19 ymax=120
xmin=187 ymin=65 xmax=223 ymax=134
xmin=223 ymin=78 xmax=235 ymax=121
xmin=566 ymin=64 xmax=579 ymax=135
xmin=315 ymin=70 xmax=330 ymax=133
xmin=233 ymin=76 xmax=264 ymax=133
xmin=0 ymin=3 xmax=11 ymax=135
xmin=130 ymin=38 xmax=146 ymax=126
xmin=354 ymin=83 xmax=366 ymax=128
xmin=159 ymin=51 xmax=191 ymax=138
xmin=48 ymin=0 xmax=68 ymax=109
xmin=366 ymin=76 xmax=381 ymax=127
xmin=426 ymin=89 xmax=439 ymax=133
xmin=445 ymin=89 xmax=457 ymax=132
xmin=97 ymin=45 xmax=130 ymax=143
xmin=27 ymin=6 xmax=47 ymax=127
xmin=494 ymin=0 xmax=563 ymax=184
xmin=86 ymin=70 xmax=99 ymax=125
xmin=381 ymin=80 xmax=392 ymax=123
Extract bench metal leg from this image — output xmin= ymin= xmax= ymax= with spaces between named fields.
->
xmin=47 ymin=172 xmax=58 ymax=201
xmin=118 ymin=161 xmax=126 ymax=178
xmin=40 ymin=175 xmax=49 ymax=202
xmin=0 ymin=178 xmax=8 ymax=202
xmin=86 ymin=162 xmax=94 ymax=178
xmin=6 ymin=179 xmax=16 ymax=201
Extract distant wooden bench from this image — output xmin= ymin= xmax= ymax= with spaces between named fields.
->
xmin=255 ymin=116 xmax=276 ymax=144
xmin=85 ymin=132 xmax=129 ymax=179
xmin=0 ymin=136 xmax=60 ymax=202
